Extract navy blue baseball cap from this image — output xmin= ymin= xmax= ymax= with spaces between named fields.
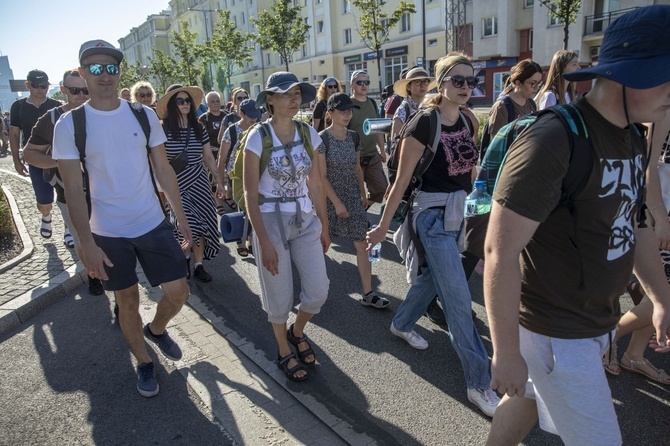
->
xmin=564 ymin=5 xmax=670 ymax=89
xmin=239 ymin=99 xmax=262 ymax=120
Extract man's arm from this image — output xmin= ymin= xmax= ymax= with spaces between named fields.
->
xmin=484 ymin=202 xmax=540 ymax=396
xmin=9 ymin=127 xmax=27 ymax=175
xmin=149 ymin=143 xmax=192 ymax=250
xmin=23 ymin=142 xmax=57 ymax=169
xmin=632 ymin=225 xmax=670 ymax=352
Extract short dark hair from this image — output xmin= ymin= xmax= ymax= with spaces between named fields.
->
xmin=62 ymin=69 xmax=80 ymax=85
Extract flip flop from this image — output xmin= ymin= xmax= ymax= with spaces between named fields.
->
xmin=40 ymin=217 xmax=52 ymax=239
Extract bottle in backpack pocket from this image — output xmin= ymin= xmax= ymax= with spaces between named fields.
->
xmin=464 ymin=180 xmax=492 ymax=217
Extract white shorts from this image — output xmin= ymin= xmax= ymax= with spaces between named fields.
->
xmin=520 ymin=325 xmax=622 ymax=446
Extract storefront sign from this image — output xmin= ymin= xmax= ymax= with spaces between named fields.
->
xmin=364 ymin=51 xmax=381 ymax=61
xmin=344 ymin=54 xmax=362 ymax=63
xmin=385 ymin=46 xmax=408 ymax=58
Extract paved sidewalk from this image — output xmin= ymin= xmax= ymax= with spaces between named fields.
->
xmin=0 ymin=167 xmax=366 ymax=445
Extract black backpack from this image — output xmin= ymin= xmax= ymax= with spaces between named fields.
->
xmin=480 ymin=96 xmax=536 ymax=158
xmin=72 ymin=102 xmax=163 ymax=216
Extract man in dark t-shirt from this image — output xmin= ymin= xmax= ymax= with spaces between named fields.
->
xmin=9 ymin=69 xmax=61 ymax=238
xmin=484 ymin=7 xmax=670 ymax=445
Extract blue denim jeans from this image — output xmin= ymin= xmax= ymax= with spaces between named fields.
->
xmin=392 ymin=207 xmax=491 ymax=389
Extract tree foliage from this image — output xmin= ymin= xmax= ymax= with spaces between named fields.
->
xmin=251 ymin=0 xmax=310 ymax=72
xmin=119 ymin=60 xmax=149 ymax=90
xmin=540 ymin=0 xmax=581 ymax=50
xmin=207 ymin=9 xmax=253 ymax=96
xmin=351 ymin=0 xmax=416 ymax=94
xmin=148 ymin=50 xmax=178 ymax=93
xmin=171 ymin=21 xmax=205 ymax=86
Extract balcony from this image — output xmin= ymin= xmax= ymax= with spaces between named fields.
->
xmin=584 ymin=7 xmax=638 ymax=37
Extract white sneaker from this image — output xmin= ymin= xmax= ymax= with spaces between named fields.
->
xmin=467 ymin=388 xmax=500 ymax=417
xmin=390 ymin=323 xmax=428 ymax=350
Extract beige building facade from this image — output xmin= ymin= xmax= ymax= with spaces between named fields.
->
xmin=119 ymin=0 xmax=664 ymax=105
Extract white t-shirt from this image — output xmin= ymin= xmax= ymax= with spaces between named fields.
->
xmin=53 ymin=102 xmax=168 ymax=238
xmin=244 ymin=122 xmax=322 ymax=214
xmin=538 ymin=91 xmax=572 ymax=110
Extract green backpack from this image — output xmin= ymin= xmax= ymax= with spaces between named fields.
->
xmin=228 ymin=120 xmax=314 ymax=212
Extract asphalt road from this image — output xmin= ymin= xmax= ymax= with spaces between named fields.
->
xmin=192 ymin=205 xmax=670 ymax=446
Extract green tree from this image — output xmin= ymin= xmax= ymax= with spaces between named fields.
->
xmin=51 ymin=90 xmax=66 ymax=103
xmin=251 ymin=0 xmax=310 ymax=72
xmin=215 ymin=64 xmax=229 ymax=97
xmin=148 ymin=50 xmax=178 ymax=93
xmin=351 ymin=0 xmax=416 ymax=95
xmin=201 ymin=63 xmax=213 ymax=92
xmin=540 ymin=0 xmax=582 ymax=50
xmin=207 ymin=9 xmax=253 ymax=95
xmin=119 ymin=60 xmax=149 ymax=89
xmin=171 ymin=21 xmax=205 ymax=86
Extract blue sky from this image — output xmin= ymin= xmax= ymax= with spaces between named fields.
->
xmin=1 ymin=0 xmax=170 ymax=94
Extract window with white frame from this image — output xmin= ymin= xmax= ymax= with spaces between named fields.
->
xmin=400 ymin=13 xmax=410 ymax=32
xmin=482 ymin=16 xmax=498 ymax=37
xmin=381 ymin=18 xmax=389 ymax=29
xmin=347 ymin=62 xmax=368 ymax=89
xmin=302 ymin=45 xmax=307 ymax=58
xmin=549 ymin=13 xmax=562 ymax=26
xmin=524 ymin=0 xmax=534 ymax=7
xmin=343 ymin=0 xmax=351 ymax=14
xmin=344 ymin=28 xmax=352 ymax=45
xmin=317 ymin=21 xmax=324 ymax=33
xmin=384 ymin=55 xmax=408 ymax=86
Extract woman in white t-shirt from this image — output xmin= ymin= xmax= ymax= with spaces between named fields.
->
xmin=535 ymin=50 xmax=581 ymax=110
xmin=243 ymin=72 xmax=330 ymax=382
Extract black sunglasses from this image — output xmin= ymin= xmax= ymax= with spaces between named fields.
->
xmin=236 ymin=96 xmax=248 ymax=101
xmin=326 ymin=84 xmax=338 ymax=89
xmin=85 ymin=63 xmax=120 ymax=76
xmin=138 ymin=92 xmax=152 ymax=98
xmin=444 ymin=75 xmax=478 ymax=89
xmin=65 ymin=86 xmax=89 ymax=95
xmin=355 ymin=80 xmax=371 ymax=86
xmin=175 ymin=97 xmax=192 ymax=106
xmin=31 ymin=83 xmax=49 ymax=89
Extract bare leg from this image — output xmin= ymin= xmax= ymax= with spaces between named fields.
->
xmin=624 ymin=325 xmax=656 ymax=360
xmin=149 ymin=277 xmax=189 ymax=335
xmin=116 ymin=284 xmax=151 ymax=364
xmin=354 ymin=240 xmax=372 ymax=295
xmin=37 ymin=202 xmax=52 ymax=219
xmin=486 ymin=395 xmax=538 ymax=446
xmin=613 ymin=295 xmax=653 ymax=343
xmin=192 ymin=237 xmax=205 ymax=264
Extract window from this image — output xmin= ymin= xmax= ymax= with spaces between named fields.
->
xmin=317 ymin=21 xmax=324 ymax=33
xmin=381 ymin=18 xmax=389 ymax=29
xmin=469 ymin=24 xmax=474 ymax=42
xmin=524 ymin=0 xmax=534 ymax=7
xmin=529 ymin=29 xmax=534 ymax=50
xmin=482 ymin=16 xmax=498 ymax=37
xmin=317 ymin=0 xmax=322 ymax=3
xmin=428 ymin=39 xmax=437 ymax=46
xmin=266 ymin=53 xmax=271 ymax=65
xmin=233 ymin=16 xmax=237 ymax=27
xmin=384 ymin=55 xmax=407 ymax=87
xmin=302 ymin=45 xmax=307 ymax=58
xmin=549 ymin=14 xmax=562 ymax=26
xmin=343 ymin=0 xmax=351 ymax=14
xmin=344 ymin=28 xmax=352 ymax=44
xmin=231 ymin=0 xmax=235 ymax=5
xmin=400 ymin=14 xmax=410 ymax=32
xmin=241 ymin=12 xmax=245 ymax=24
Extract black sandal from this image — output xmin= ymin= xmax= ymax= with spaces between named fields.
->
xmin=236 ymin=244 xmax=249 ymax=257
xmin=224 ymin=198 xmax=238 ymax=211
xmin=277 ymin=352 xmax=308 ymax=382
xmin=287 ymin=323 xmax=316 ymax=365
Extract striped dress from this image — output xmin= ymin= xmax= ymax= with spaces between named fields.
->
xmin=164 ymin=125 xmax=221 ymax=261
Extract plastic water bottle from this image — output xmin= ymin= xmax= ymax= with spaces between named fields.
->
xmin=368 ymin=225 xmax=382 ymax=263
xmin=464 ymin=180 xmax=492 ymax=217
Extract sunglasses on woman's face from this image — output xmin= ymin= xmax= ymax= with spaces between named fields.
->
xmin=444 ymin=75 xmax=478 ymax=89
xmin=236 ymin=96 xmax=248 ymax=101
xmin=355 ymin=80 xmax=371 ymax=86
xmin=138 ymin=92 xmax=152 ymax=98
xmin=326 ymin=84 xmax=338 ymax=89
xmin=175 ymin=97 xmax=192 ymax=106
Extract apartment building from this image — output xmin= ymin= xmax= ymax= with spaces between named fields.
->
xmin=119 ymin=0 xmax=662 ymax=105
xmin=118 ymin=11 xmax=172 ymax=82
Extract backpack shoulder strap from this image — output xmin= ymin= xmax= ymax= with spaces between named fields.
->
xmin=458 ymin=110 xmax=474 ymax=137
xmin=295 ymin=120 xmax=314 ymax=158
xmin=319 ymin=129 xmax=330 ymax=155
xmin=230 ymin=125 xmax=238 ymax=149
xmin=128 ymin=102 xmax=151 ymax=152
xmin=529 ymin=98 xmax=537 ymax=112
xmin=351 ymin=129 xmax=360 ymax=149
xmin=369 ymin=97 xmax=378 ymax=117
xmin=72 ymin=106 xmax=87 ymax=160
xmin=257 ymin=122 xmax=274 ymax=173
xmin=502 ymin=96 xmax=516 ymax=124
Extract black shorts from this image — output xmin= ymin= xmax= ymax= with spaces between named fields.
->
xmin=92 ymin=219 xmax=186 ymax=291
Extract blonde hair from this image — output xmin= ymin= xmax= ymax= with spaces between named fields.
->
xmin=316 ymin=78 xmax=341 ymax=101
xmin=424 ymin=52 xmax=473 ymax=110
xmin=536 ymin=50 xmax=578 ymax=105
xmin=130 ymin=81 xmax=155 ymax=103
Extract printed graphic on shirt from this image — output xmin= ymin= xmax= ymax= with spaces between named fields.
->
xmin=213 ymin=120 xmax=222 ymax=130
xmin=599 ymin=154 xmax=644 ymax=261
xmin=440 ymin=126 xmax=478 ymax=176
xmin=266 ymin=149 xmax=312 ymax=198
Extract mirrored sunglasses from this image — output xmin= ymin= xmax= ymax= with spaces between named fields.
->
xmin=86 ymin=63 xmax=120 ymax=76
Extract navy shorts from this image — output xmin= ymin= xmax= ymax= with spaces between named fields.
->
xmin=28 ymin=164 xmax=54 ymax=205
xmin=92 ymin=219 xmax=186 ymax=291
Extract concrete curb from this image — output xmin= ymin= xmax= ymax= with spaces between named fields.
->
xmin=0 ymin=262 xmax=86 ymax=335
xmin=0 ymin=184 xmax=34 ymax=274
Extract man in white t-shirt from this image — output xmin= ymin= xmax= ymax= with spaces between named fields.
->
xmin=53 ymin=40 xmax=193 ymax=398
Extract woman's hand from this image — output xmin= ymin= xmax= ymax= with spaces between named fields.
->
xmin=260 ymin=239 xmax=279 ymax=276
xmin=335 ymin=201 xmax=349 ymax=218
xmin=215 ymin=181 xmax=226 ymax=200
xmin=320 ymin=229 xmax=331 ymax=253
xmin=366 ymin=225 xmax=385 ymax=251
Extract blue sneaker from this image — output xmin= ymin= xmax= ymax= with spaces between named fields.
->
xmin=136 ymin=362 xmax=159 ymax=397
xmin=143 ymin=323 xmax=183 ymax=361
